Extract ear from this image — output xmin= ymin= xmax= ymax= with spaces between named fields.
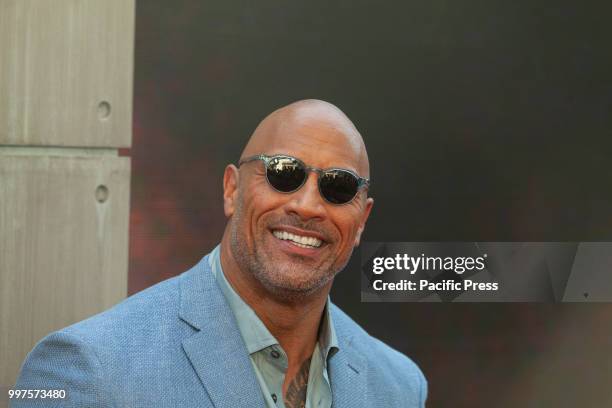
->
xmin=353 ymin=197 xmax=374 ymax=247
xmin=223 ymin=164 xmax=240 ymax=218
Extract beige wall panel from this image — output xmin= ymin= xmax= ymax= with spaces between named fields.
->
xmin=0 ymin=154 xmax=130 ymax=387
xmin=0 ymin=0 xmax=135 ymax=147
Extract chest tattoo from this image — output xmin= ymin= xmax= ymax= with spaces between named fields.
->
xmin=284 ymin=357 xmax=312 ymax=408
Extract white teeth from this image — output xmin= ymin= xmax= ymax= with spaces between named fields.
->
xmin=272 ymin=230 xmax=323 ymax=248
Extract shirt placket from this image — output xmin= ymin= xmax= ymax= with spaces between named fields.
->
xmin=262 ymin=344 xmax=289 ymax=407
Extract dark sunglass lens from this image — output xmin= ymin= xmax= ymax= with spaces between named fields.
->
xmin=319 ymin=170 xmax=359 ymax=204
xmin=266 ymin=157 xmax=306 ymax=192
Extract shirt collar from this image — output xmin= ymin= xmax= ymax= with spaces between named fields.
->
xmin=209 ymin=244 xmax=339 ymax=360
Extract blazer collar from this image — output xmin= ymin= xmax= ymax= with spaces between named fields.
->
xmin=179 ymin=253 xmax=266 ymax=408
xmin=178 ymin=252 xmax=368 ymax=408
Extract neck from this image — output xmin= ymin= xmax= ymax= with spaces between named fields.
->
xmin=219 ymin=233 xmax=331 ymax=365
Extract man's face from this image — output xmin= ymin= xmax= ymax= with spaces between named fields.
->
xmin=227 ymin=117 xmax=373 ymax=300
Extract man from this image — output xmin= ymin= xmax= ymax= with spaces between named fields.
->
xmin=13 ymin=100 xmax=427 ymax=407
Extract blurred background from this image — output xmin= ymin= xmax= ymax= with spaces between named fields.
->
xmin=128 ymin=1 xmax=612 ymax=406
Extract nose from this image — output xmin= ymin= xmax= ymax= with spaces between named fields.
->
xmin=284 ymin=172 xmax=326 ymax=221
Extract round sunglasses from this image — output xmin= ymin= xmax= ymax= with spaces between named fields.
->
xmin=238 ymin=154 xmax=370 ymax=205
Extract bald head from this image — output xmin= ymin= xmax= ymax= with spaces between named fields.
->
xmin=240 ymin=99 xmax=370 ymax=177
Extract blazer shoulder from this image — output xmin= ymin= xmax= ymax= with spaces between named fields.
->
xmin=62 ymin=273 xmax=183 ymax=342
xmin=13 ymin=330 xmax=114 ymax=407
xmin=14 ymin=270 xmax=196 ymax=407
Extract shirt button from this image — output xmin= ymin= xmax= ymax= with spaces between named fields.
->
xmin=270 ymin=350 xmax=280 ymax=359
xmin=272 ymin=393 xmax=278 ymax=402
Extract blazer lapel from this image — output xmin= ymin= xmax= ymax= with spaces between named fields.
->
xmin=179 ymin=255 xmax=265 ymax=408
xmin=328 ymin=320 xmax=368 ymax=408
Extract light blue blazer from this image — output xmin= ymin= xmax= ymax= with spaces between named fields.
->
xmin=13 ymin=253 xmax=427 ymax=407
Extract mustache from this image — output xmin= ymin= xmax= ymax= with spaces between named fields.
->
xmin=268 ymin=215 xmax=333 ymax=241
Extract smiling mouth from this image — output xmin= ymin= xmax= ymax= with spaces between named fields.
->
xmin=272 ymin=230 xmax=324 ymax=249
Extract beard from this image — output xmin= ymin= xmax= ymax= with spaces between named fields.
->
xmin=229 ymin=197 xmax=348 ymax=302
